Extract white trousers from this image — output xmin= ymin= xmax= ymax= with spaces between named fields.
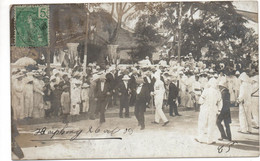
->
xmin=82 ymin=98 xmax=89 ymax=113
xmin=251 ymin=97 xmax=259 ymax=127
xmin=197 ymin=105 xmax=208 ymax=142
xmin=239 ymin=103 xmax=252 ymax=132
xmin=154 ymin=96 xmax=168 ymax=123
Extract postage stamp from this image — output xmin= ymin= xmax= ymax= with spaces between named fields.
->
xmin=14 ymin=5 xmax=49 ymax=47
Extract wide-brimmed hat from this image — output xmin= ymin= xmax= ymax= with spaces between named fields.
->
xmin=145 ymin=56 xmax=149 ymax=59
xmin=122 ymin=75 xmax=131 ymax=81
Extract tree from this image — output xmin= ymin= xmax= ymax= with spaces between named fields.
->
xmin=100 ymin=3 xmax=146 ymax=44
xmin=131 ymin=15 xmax=162 ymax=62
xmin=144 ymin=2 xmax=258 ymax=65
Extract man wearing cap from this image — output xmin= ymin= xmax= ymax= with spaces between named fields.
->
xmin=134 ymin=77 xmax=150 ymax=130
xmin=95 ymin=74 xmax=110 ymax=123
xmin=168 ymin=74 xmax=181 ymax=117
xmin=217 ymin=78 xmax=232 ymax=141
xmin=118 ymin=75 xmax=131 ymax=118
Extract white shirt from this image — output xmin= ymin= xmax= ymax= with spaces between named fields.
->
xmin=136 ymin=84 xmax=143 ymax=94
xmin=123 ymin=81 xmax=128 ymax=89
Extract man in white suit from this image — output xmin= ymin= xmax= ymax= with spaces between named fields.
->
xmin=151 ymin=71 xmax=169 ymax=126
xmin=195 ymin=78 xmax=222 ymax=144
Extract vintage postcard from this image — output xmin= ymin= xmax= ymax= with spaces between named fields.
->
xmin=10 ymin=1 xmax=259 ymax=159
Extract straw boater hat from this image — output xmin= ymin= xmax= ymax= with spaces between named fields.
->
xmin=122 ymin=75 xmax=131 ymax=81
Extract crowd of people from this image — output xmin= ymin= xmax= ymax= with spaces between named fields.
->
xmin=11 ymin=53 xmax=258 ymax=136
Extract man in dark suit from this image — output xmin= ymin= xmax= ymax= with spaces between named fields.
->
xmin=135 ymin=77 xmax=150 ymax=130
xmin=128 ymin=71 xmax=137 ymax=106
xmin=95 ymin=75 xmax=111 ymax=123
xmin=106 ymin=71 xmax=115 ymax=108
xmin=217 ymin=78 xmax=232 ymax=141
xmin=168 ymin=74 xmax=181 ymax=117
xmin=118 ymin=75 xmax=131 ymax=118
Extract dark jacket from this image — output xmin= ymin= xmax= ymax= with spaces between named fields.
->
xmin=168 ymin=82 xmax=179 ymax=105
xmin=95 ymin=81 xmax=110 ymax=101
xmin=219 ymin=87 xmax=231 ymax=123
xmin=118 ymin=82 xmax=130 ymax=107
xmin=135 ymin=84 xmax=150 ymax=107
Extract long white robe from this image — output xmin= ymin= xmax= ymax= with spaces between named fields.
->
xmin=197 ymin=87 xmax=222 ymax=144
xmin=251 ymin=82 xmax=259 ymax=128
xmin=238 ymin=82 xmax=252 ymax=133
xmin=12 ymin=79 xmax=25 ymax=120
xmin=32 ymin=79 xmax=45 ymax=118
xmin=70 ymin=79 xmax=81 ymax=115
xmin=23 ymin=83 xmax=34 ymax=118
xmin=154 ymin=79 xmax=168 ymax=123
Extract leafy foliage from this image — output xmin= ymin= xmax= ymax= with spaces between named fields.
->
xmin=130 ymin=15 xmax=162 ymax=62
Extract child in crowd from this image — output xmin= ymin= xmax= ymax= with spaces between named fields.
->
xmin=61 ymin=85 xmax=70 ymax=124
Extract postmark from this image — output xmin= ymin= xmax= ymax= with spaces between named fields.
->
xmin=14 ymin=5 xmax=49 ymax=47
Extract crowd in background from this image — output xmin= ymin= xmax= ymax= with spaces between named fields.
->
xmin=11 ymin=53 xmax=259 ymax=132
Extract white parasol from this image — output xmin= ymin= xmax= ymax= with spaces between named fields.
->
xmin=14 ymin=57 xmax=37 ymax=67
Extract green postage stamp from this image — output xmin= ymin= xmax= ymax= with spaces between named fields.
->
xmin=15 ymin=5 xmax=49 ymax=47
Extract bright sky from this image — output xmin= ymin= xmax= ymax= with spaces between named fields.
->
xmin=233 ymin=1 xmax=258 ymax=13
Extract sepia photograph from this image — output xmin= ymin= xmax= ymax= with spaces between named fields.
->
xmin=8 ymin=0 xmax=259 ymax=159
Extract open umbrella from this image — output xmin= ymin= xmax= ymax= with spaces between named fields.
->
xmin=14 ymin=57 xmax=37 ymax=67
